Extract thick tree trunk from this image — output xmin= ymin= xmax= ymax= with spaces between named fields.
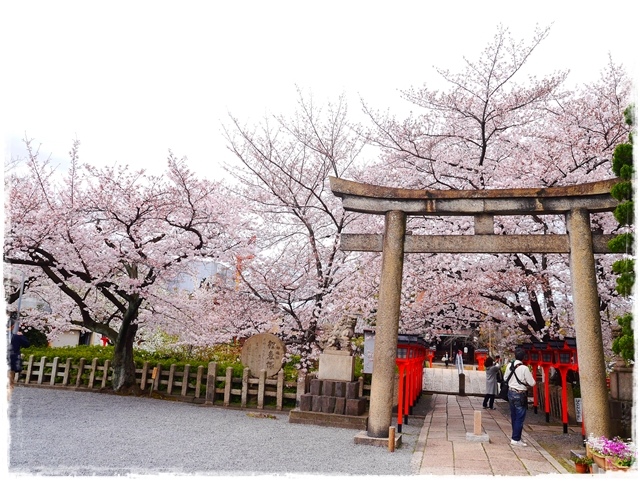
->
xmin=111 ymin=321 xmax=141 ymax=394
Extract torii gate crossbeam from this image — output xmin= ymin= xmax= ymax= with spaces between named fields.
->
xmin=329 ymin=176 xmax=617 ymax=440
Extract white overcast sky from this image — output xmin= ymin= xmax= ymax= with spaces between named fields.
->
xmin=2 ymin=0 xmax=638 ymax=181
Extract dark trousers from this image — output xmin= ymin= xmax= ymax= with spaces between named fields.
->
xmin=483 ymin=393 xmax=495 ymax=408
xmin=508 ymin=390 xmax=528 ymax=441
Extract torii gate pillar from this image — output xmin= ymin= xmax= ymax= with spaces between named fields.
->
xmin=368 ymin=210 xmax=406 ymax=438
xmin=566 ymin=208 xmax=611 ymax=438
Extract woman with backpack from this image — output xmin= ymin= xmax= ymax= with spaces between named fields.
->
xmin=482 ymin=357 xmax=501 ymax=410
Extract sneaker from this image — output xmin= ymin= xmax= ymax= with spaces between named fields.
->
xmin=511 ymin=439 xmax=527 ymax=447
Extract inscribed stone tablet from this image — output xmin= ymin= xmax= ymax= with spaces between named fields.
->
xmin=240 ymin=333 xmax=286 ymax=377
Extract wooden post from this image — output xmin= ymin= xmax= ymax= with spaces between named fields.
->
xmin=152 ymin=363 xmax=162 ymax=392
xmin=388 ymin=427 xmax=396 ymax=452
xmin=88 ymin=358 xmax=98 ymax=389
xmin=257 ymin=369 xmax=266 ymax=409
xmin=276 ymin=370 xmax=284 ymax=410
xmin=205 ymin=362 xmax=217 ymax=405
xmin=37 ymin=356 xmax=47 ymax=384
xmin=181 ymin=365 xmax=191 ymax=397
xmin=25 ymin=355 xmax=35 ymax=385
xmin=195 ymin=365 xmax=204 ymax=399
xmin=140 ymin=361 xmax=150 ymax=390
xmin=102 ymin=360 xmax=110 ymax=388
xmin=75 ymin=358 xmax=86 ymax=387
xmin=167 ymin=364 xmax=176 ymax=395
xmin=224 ymin=367 xmax=233 ymax=406
xmin=62 ymin=358 xmax=72 ymax=386
xmin=50 ymin=357 xmax=59 ymax=386
xmin=241 ymin=368 xmax=249 ymax=407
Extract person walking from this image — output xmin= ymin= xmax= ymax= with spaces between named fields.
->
xmin=455 ymin=349 xmax=464 ymax=374
xmin=443 ymin=352 xmax=449 ymax=368
xmin=482 ymin=357 xmax=500 ymax=410
xmin=7 ymin=320 xmax=30 ymax=394
xmin=506 ymin=348 xmax=536 ymax=447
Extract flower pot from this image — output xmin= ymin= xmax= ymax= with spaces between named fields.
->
xmin=591 ymin=453 xmax=607 ymax=469
xmin=575 ymin=463 xmax=590 ymax=473
xmin=586 ymin=446 xmax=607 ymax=469
xmin=606 ymin=458 xmax=631 ymax=471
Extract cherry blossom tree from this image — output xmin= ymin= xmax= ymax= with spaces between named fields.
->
xmin=359 ymin=26 xmax=633 ymax=353
xmin=4 ymin=139 xmax=238 ymax=392
xmin=147 ymin=274 xmax=282 ymax=349
xmin=222 ymin=91 xmax=368 ymax=368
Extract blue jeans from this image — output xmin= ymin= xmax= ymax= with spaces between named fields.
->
xmin=508 ymin=390 xmax=527 ymax=441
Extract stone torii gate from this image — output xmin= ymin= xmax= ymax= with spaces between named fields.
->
xmin=329 ymin=176 xmax=620 ymax=441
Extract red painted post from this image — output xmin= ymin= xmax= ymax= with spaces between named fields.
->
xmin=526 ymin=346 xmax=542 ymax=413
xmin=558 ymin=366 xmax=570 ymax=433
xmin=555 ymin=343 xmax=577 ymax=434
xmin=396 ymin=361 xmax=405 ymax=433
xmin=406 ymin=350 xmax=414 ymax=420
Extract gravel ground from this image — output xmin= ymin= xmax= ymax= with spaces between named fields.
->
xmin=7 ymin=386 xmax=423 ymax=478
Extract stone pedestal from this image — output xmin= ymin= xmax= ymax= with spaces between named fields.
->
xmin=318 ymin=349 xmax=355 ymax=382
xmin=609 ymin=365 xmax=634 ymax=401
xmin=290 ymin=376 xmax=369 ymax=430
xmin=609 ymin=364 xmax=634 ymax=438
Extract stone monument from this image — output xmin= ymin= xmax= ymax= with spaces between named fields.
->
xmin=240 ymin=332 xmax=286 ymax=377
xmin=318 ymin=316 xmax=357 ymax=382
xmin=290 ymin=316 xmax=368 ymax=428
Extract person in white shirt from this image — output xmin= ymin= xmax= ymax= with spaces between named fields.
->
xmin=455 ymin=350 xmax=464 ymax=374
xmin=505 ymin=347 xmax=536 ymax=447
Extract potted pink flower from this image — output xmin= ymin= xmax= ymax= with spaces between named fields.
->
xmin=586 ymin=434 xmax=636 ymax=471
xmin=601 ymin=437 xmax=636 ymax=470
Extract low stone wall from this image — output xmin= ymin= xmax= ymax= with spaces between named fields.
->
xmin=423 ymin=367 xmax=583 ymax=426
xmin=422 ymin=367 xmax=486 ymax=395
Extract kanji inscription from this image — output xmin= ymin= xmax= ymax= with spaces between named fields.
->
xmin=240 ymin=333 xmax=286 ymax=377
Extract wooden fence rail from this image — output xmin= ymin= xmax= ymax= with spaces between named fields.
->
xmin=14 ymin=355 xmax=303 ymax=411
xmin=14 ymin=355 xmax=372 ymax=412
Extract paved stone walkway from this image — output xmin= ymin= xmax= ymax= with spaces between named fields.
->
xmin=412 ymin=393 xmax=569 ymax=476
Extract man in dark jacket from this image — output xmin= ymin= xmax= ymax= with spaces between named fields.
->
xmin=8 ymin=320 xmax=31 ymax=392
